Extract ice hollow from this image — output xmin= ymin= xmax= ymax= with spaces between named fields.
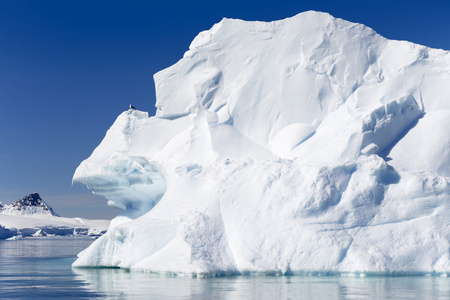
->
xmin=73 ymin=11 xmax=450 ymax=275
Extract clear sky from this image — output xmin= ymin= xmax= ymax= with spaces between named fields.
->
xmin=1 ymin=0 xmax=449 ymax=219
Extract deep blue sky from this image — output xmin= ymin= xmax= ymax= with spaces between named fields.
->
xmin=1 ymin=0 xmax=449 ymax=219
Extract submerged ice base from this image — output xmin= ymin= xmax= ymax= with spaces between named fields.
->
xmin=73 ymin=11 xmax=450 ymax=276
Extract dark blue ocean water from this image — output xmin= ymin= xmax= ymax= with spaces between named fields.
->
xmin=0 ymin=237 xmax=449 ymax=299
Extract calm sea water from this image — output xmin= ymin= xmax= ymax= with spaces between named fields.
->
xmin=0 ymin=237 xmax=448 ymax=299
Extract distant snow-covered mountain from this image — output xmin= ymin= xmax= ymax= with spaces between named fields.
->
xmin=0 ymin=193 xmax=109 ymax=239
xmin=0 ymin=193 xmax=59 ymax=216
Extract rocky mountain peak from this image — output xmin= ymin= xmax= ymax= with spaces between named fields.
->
xmin=1 ymin=193 xmax=59 ymax=216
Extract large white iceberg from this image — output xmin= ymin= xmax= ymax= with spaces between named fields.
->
xmin=73 ymin=11 xmax=449 ymax=276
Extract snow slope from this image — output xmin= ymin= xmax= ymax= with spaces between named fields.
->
xmin=0 ymin=194 xmax=109 ymax=239
xmin=72 ymin=11 xmax=449 ymax=276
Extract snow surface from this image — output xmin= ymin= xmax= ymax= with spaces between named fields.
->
xmin=73 ymin=11 xmax=449 ymax=276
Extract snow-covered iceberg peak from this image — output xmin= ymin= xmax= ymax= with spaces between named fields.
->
xmin=73 ymin=11 xmax=450 ymax=276
xmin=1 ymin=193 xmax=59 ymax=216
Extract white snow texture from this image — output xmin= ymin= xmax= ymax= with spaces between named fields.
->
xmin=73 ymin=11 xmax=450 ymax=276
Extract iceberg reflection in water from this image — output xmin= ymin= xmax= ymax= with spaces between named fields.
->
xmin=73 ymin=268 xmax=450 ymax=299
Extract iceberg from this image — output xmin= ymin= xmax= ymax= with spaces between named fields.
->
xmin=72 ymin=11 xmax=450 ymax=276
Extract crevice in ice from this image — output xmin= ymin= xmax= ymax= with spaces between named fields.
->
xmin=379 ymin=115 xmax=423 ymax=160
xmin=156 ymin=111 xmax=191 ymax=121
xmin=316 ymin=214 xmax=434 ymax=233
xmin=360 ymin=94 xmax=424 ymax=156
xmin=336 ymin=234 xmax=356 ymax=265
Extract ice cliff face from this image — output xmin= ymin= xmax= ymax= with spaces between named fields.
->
xmin=73 ymin=11 xmax=450 ymax=275
xmin=1 ymin=193 xmax=59 ymax=216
